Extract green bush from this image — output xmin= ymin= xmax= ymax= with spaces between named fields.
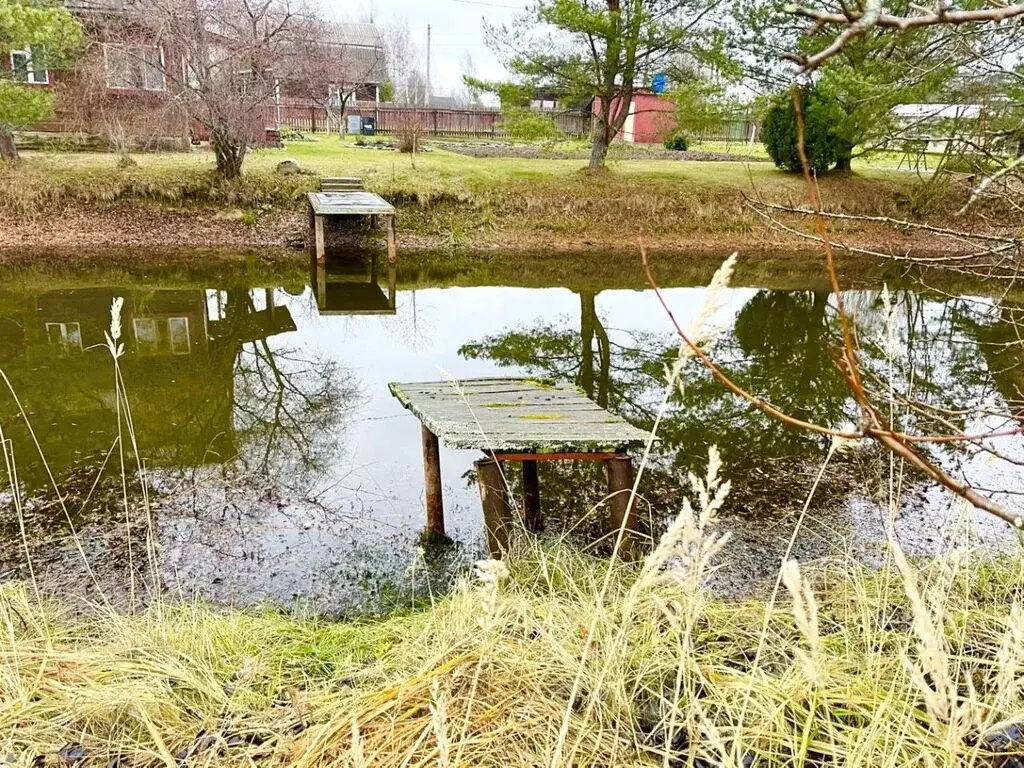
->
xmin=663 ymin=133 xmax=689 ymax=152
xmin=762 ymin=86 xmax=845 ymax=173
xmin=279 ymin=126 xmax=315 ymax=143
xmin=502 ymin=108 xmax=560 ymax=142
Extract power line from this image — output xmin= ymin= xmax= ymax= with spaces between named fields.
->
xmin=452 ymin=0 xmax=525 ymax=9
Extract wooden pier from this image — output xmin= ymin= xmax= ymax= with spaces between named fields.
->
xmin=313 ymin=254 xmax=397 ymax=316
xmin=388 ymin=377 xmax=651 ymax=556
xmin=308 ymin=178 xmax=397 ymax=265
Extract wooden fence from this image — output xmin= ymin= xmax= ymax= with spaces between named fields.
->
xmin=268 ymin=100 xmax=592 ymax=139
xmin=694 ymin=121 xmax=760 ymax=145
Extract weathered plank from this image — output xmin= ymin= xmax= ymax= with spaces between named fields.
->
xmin=308 ymin=191 xmax=395 ymax=216
xmin=322 ymin=176 xmax=364 ymax=191
xmin=388 ymin=377 xmax=651 ymax=452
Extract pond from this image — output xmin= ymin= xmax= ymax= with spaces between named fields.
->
xmin=0 ymin=252 xmax=1021 ymax=614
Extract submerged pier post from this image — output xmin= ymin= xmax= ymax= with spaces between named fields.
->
xmin=387 ymin=215 xmax=397 ymax=264
xmin=522 ymin=459 xmax=541 ymax=532
xmin=605 ymin=456 xmax=638 ymax=555
xmin=476 ymin=458 xmax=513 ymax=557
xmin=387 ymin=261 xmax=397 ymax=309
xmin=422 ymin=426 xmax=445 ymax=536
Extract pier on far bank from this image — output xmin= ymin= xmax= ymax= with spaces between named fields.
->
xmin=308 ymin=177 xmax=397 ymax=265
xmin=388 ymin=377 xmax=652 ymax=556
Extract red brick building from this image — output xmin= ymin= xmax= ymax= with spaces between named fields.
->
xmin=3 ymin=3 xmax=386 ymax=149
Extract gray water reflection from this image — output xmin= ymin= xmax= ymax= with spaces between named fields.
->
xmin=1 ymin=262 xmax=1022 ymax=613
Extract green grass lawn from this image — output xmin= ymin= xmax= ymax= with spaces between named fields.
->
xmin=19 ymin=134 xmax=906 ymax=191
xmin=2 ymin=135 xmax=944 ymax=251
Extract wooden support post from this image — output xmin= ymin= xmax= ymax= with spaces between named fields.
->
xmin=314 ymin=214 xmax=326 ymax=265
xmin=315 ymin=263 xmax=326 ymax=309
xmin=477 ymin=458 xmax=513 ymax=557
xmin=522 ymin=459 xmax=541 ymax=532
xmin=386 ymin=214 xmax=397 ymax=264
xmin=386 ymin=261 xmax=397 ymax=309
xmin=422 ymin=426 xmax=445 ymax=536
xmin=605 ymin=456 xmax=639 ymax=556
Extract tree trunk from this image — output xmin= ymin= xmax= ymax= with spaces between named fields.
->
xmin=212 ymin=133 xmax=246 ymax=179
xmin=0 ymin=132 xmax=18 ymax=163
xmin=589 ymin=132 xmax=609 ymax=170
xmin=834 ymin=139 xmax=854 ymax=172
xmin=589 ymin=95 xmax=614 ymax=171
xmin=579 ymin=291 xmax=596 ymax=398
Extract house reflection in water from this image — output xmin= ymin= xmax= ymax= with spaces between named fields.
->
xmin=0 ymin=286 xmax=297 ymax=493
xmin=313 ymin=253 xmax=397 ymax=316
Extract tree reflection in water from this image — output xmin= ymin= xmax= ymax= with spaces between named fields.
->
xmin=460 ymin=287 xmax=1023 ymax=562
xmin=3 ymin=277 xmax=1024 ymax=608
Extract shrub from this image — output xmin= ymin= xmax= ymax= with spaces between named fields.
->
xmin=502 ymin=108 xmax=561 ymax=142
xmin=762 ymin=86 xmax=846 ymax=173
xmin=395 ymin=115 xmax=426 ymax=154
xmin=663 ymin=133 xmax=689 ymax=152
xmin=279 ymin=126 xmax=314 ymax=143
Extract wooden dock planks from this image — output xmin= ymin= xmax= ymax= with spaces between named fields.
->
xmin=307 ymin=189 xmax=397 ymax=265
xmin=390 ymin=377 xmax=649 ymax=554
xmin=388 ymin=377 xmax=651 ymax=453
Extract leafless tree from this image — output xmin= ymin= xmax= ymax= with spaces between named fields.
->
xmin=60 ymin=33 xmax=190 ymax=152
xmin=458 ymin=51 xmax=482 ymax=107
xmin=382 ymin=18 xmax=426 ymax=106
xmin=288 ymin=20 xmax=386 ymax=134
xmin=134 ymin=0 xmax=321 ymax=178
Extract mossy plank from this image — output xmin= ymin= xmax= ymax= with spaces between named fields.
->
xmin=388 ymin=378 xmax=650 ymax=453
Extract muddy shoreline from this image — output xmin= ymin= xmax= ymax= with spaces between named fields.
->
xmin=0 ymin=200 xmax=1001 ymax=264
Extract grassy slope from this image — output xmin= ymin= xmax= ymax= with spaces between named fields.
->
xmin=0 ymin=137 xmax=968 ymax=253
xmin=3 ymin=542 xmax=1024 ymax=767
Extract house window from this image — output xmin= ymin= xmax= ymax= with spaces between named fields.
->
xmin=182 ymin=59 xmax=200 ymax=89
xmin=104 ymin=44 xmax=166 ymax=91
xmin=133 ymin=317 xmax=191 ymax=355
xmin=45 ymin=322 xmax=82 ymax=354
xmin=168 ymin=316 xmax=190 ymax=355
xmin=10 ymin=45 xmax=49 ymax=85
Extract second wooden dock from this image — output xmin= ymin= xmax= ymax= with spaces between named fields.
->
xmin=307 ymin=188 xmax=397 ymax=265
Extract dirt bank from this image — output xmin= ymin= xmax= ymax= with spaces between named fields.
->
xmin=0 ymin=199 xmax=998 ymax=261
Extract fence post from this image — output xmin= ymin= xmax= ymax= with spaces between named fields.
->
xmin=310 ymin=106 xmax=316 ymax=133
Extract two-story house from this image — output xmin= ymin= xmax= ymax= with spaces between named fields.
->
xmin=5 ymin=1 xmax=387 ymax=149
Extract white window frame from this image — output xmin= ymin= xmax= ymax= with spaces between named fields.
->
xmin=182 ymin=58 xmax=201 ymax=90
xmin=133 ymin=317 xmax=158 ymax=353
xmin=10 ymin=45 xmax=49 ymax=85
xmin=103 ymin=43 xmax=167 ymax=92
xmin=133 ymin=316 xmax=191 ymax=355
xmin=45 ymin=322 xmax=82 ymax=352
xmin=168 ymin=316 xmax=191 ymax=355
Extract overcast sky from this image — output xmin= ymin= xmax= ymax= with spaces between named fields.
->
xmin=322 ymin=0 xmax=530 ymax=96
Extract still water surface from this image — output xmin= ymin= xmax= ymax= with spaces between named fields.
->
xmin=1 ymin=255 xmax=1021 ymax=613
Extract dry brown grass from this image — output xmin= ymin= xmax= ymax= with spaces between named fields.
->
xmin=1 ymin=140 xmax=1005 ymax=253
xmin=3 ymin=532 xmax=1024 ymax=767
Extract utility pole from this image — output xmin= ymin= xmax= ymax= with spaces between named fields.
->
xmin=426 ymin=24 xmax=431 ymax=107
